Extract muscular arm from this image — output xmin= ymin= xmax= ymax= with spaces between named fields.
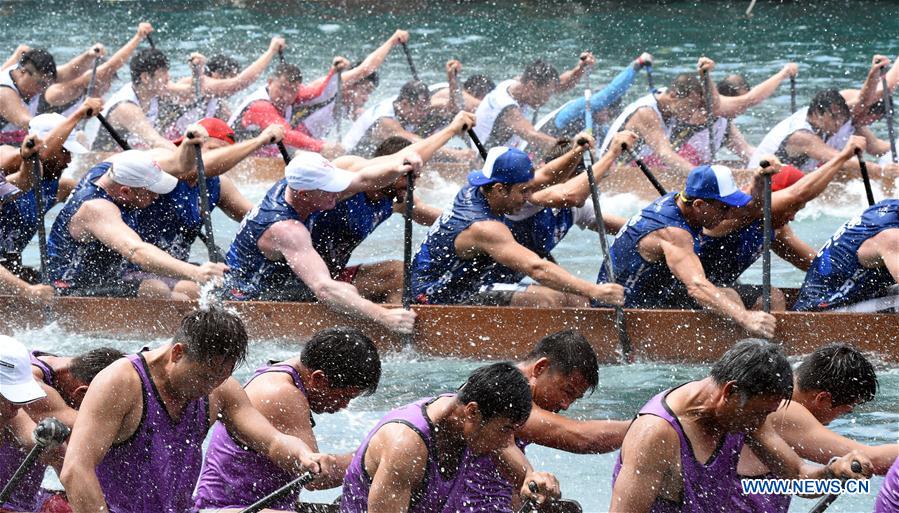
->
xmin=202 ymin=46 xmax=278 ymax=98
xmin=724 ymin=123 xmax=754 ymax=165
xmin=771 ymin=145 xmax=854 ymax=223
xmin=241 ymin=101 xmax=325 ymax=153
xmin=609 ymin=415 xmax=679 ymax=513
xmin=0 ymin=87 xmax=34 ymax=129
xmin=627 ymin=107 xmax=694 ymax=174
xmin=518 ymin=406 xmax=629 ymax=454
xmin=364 ymin=423 xmax=429 ymax=513
xmin=857 ymin=228 xmax=899 ymax=282
xmin=499 ymin=107 xmax=557 ymax=153
xmin=216 ymin=176 xmax=253 ymax=221
xmin=342 ymin=31 xmax=402 ymax=85
xmin=745 ymin=419 xmax=836 ymax=480
xmin=393 ymin=196 xmax=442 ymax=226
xmin=529 ymin=144 xmax=619 ymax=207
xmin=107 ymin=102 xmax=175 ymax=150
xmin=343 ymin=156 xmax=411 ymax=196
xmin=717 ymin=65 xmax=794 ymax=118
xmin=785 ymin=131 xmax=891 ymax=180
xmin=23 ymin=382 xmax=77 ymax=427
xmin=771 ymin=225 xmax=816 ymax=272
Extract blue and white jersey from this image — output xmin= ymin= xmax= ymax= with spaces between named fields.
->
xmin=224 ymin=179 xmax=315 ymax=300
xmin=0 ymin=178 xmax=59 ymax=255
xmin=793 ymin=200 xmax=899 ymax=311
xmin=700 ymin=220 xmax=770 ymax=287
xmin=505 ymin=205 xmax=576 ymax=259
xmin=411 ymin=185 xmax=518 ymax=304
xmin=309 ymin=191 xmax=394 ymax=276
xmin=599 ymin=193 xmax=701 ymax=308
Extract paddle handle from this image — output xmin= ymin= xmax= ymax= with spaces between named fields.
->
xmin=789 ymin=75 xmax=797 ymax=113
xmin=0 ymin=419 xmax=69 ymax=504
xmin=646 ymin=65 xmax=655 ymax=92
xmin=97 ymin=113 xmax=131 ymax=150
xmin=145 ymin=34 xmax=155 ymax=49
xmin=277 ymin=141 xmax=291 ymax=164
xmin=334 ymin=71 xmax=343 ymax=139
xmin=881 ymin=67 xmax=898 ymax=164
xmin=29 ymin=155 xmax=49 ymax=281
xmin=517 ymin=481 xmax=540 ymax=513
xmin=402 ymin=168 xmax=415 ymax=313
xmin=278 ymin=47 xmax=285 ymax=64
xmin=190 ymin=140 xmax=223 ymax=263
xmin=401 ymin=42 xmax=419 ymax=81
xmin=761 ymin=170 xmax=772 ymax=314
xmin=624 ymin=146 xmax=668 ymax=196
xmin=468 ymin=128 xmax=488 ymax=159
xmin=238 ymin=471 xmax=315 ymax=513
xmin=701 ymin=69 xmax=716 ymax=162
xmin=854 ymin=149 xmax=875 ymax=206
xmin=86 ymin=53 xmax=101 ymax=97
xmin=808 ymin=460 xmax=863 ymax=513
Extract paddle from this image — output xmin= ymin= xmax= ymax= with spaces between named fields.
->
xmin=759 ymin=160 xmax=774 ymax=314
xmin=400 ymin=42 xmax=420 ymax=82
xmin=401 ymin=159 xmax=416 ymax=346
xmin=450 ymin=65 xmax=471 ymax=146
xmin=237 ymin=471 xmax=315 ymax=513
xmin=790 ymin=75 xmax=797 ymax=113
xmin=584 ymin=90 xmax=631 ymax=360
xmin=881 ymin=66 xmax=897 ymax=165
xmin=0 ymin=418 xmax=70 ymax=505
xmin=701 ymin=68 xmax=716 ymax=162
xmin=278 ymin=47 xmax=285 ymax=64
xmin=623 ymin=146 xmax=668 ymax=196
xmin=145 ymin=33 xmax=156 ymax=49
xmin=468 ymin=127 xmax=488 ymax=160
xmin=333 ymin=71 xmax=343 ymax=140
xmin=807 ymin=460 xmax=863 ymax=513
xmin=86 ymin=48 xmax=101 ymax=97
xmin=517 ymin=481 xmax=540 ymax=513
xmin=187 ymin=131 xmax=224 ymax=263
xmin=854 ymin=149 xmax=875 ymax=206
xmin=277 ymin=141 xmax=291 ymax=164
xmin=26 ymin=141 xmax=49 ymax=281
xmin=646 ymin=64 xmax=655 ymax=92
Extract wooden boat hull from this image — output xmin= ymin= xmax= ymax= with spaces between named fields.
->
xmin=3 ymin=296 xmax=896 ymax=363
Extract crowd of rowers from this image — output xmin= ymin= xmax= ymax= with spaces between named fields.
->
xmin=0 ymin=24 xmax=898 ymax=340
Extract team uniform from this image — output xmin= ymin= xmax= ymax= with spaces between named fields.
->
xmin=698 ymin=221 xmax=774 ymax=307
xmin=341 ymin=96 xmax=419 ymax=157
xmin=471 ymin=79 xmax=533 ymax=149
xmin=93 ymin=83 xmax=161 ymax=151
xmin=289 ymin=68 xmax=340 ymax=140
xmin=875 ymin=457 xmax=899 ymax=513
xmin=748 ymin=107 xmax=854 ymax=170
xmin=0 ymin=66 xmax=40 ymax=145
xmin=0 ymin=177 xmax=59 ymax=281
xmin=229 ymin=86 xmax=324 ymax=155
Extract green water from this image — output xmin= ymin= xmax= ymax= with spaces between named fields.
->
xmin=3 ymin=1 xmax=898 ymax=511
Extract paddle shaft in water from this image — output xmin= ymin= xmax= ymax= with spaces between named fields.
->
xmin=882 ymin=67 xmax=898 ymax=164
xmin=701 ymin=69 xmax=716 ymax=162
xmin=807 ymin=460 xmax=863 ymax=513
xmin=191 ymin=141 xmax=224 ymax=263
xmin=760 ymin=162 xmax=773 ymax=314
xmin=790 ymin=75 xmax=797 ymax=113
xmin=29 ymin=154 xmax=49 ymax=281
xmin=402 ymin=166 xmax=415 ymax=346
xmin=624 ymin=147 xmax=668 ymax=196
xmin=855 ymin=149 xmax=875 ymax=206
xmin=237 ymin=471 xmax=315 ymax=513
xmin=401 ymin=42 xmax=420 ymax=81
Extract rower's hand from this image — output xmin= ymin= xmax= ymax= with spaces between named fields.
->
xmin=871 ymin=55 xmax=891 ymax=73
xmin=573 ymin=131 xmax=595 ymax=153
xmin=520 ymin=472 xmax=561 ymax=505
xmin=578 ymin=51 xmax=596 ymax=69
xmin=841 ymin=135 xmax=867 ymax=158
xmin=192 ymin=262 xmax=228 ymax=284
xmin=740 ymin=311 xmax=776 ymax=339
xmin=20 ymin=135 xmax=42 ymax=159
xmin=188 ymin=52 xmax=207 ymax=71
xmin=446 ymin=59 xmax=462 ymax=77
xmin=400 ymin=152 xmax=424 ymax=177
xmin=332 ymin=56 xmax=350 ymax=72
xmin=78 ymin=97 xmax=104 ymax=119
xmin=88 ymin=43 xmax=106 ymax=60
xmin=269 ymin=36 xmax=286 ymax=55
xmin=302 ymin=452 xmax=339 ymax=483
xmin=259 ymin=124 xmax=285 ymax=145
xmin=826 ymin=451 xmax=873 ymax=480
xmin=390 ymin=29 xmax=410 ymax=46
xmin=137 ymin=22 xmax=154 ymax=40
xmin=781 ymin=63 xmax=798 ymax=78
xmin=756 ymin=154 xmax=782 ymax=175
xmin=697 ymin=57 xmax=715 ymax=74
xmin=321 ymin=142 xmax=345 ymax=161
xmin=592 ymin=283 xmax=625 ymax=306
xmin=882 ymin=162 xmax=899 ymax=179
xmin=12 ymin=45 xmax=30 ymax=62
xmin=611 ymin=130 xmax=638 ymax=157
xmin=184 ymin=123 xmax=209 ymax=146
xmin=25 ymin=284 xmax=55 ymax=305
xmin=380 ymin=307 xmax=416 ymax=335
xmin=450 ymin=111 xmax=477 ymax=135
xmin=634 ymin=52 xmax=653 ymax=70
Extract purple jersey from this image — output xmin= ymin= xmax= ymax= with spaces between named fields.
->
xmin=440 ymin=437 xmax=530 ymax=513
xmin=732 ymin=472 xmax=791 ymax=512
xmin=194 ymin=363 xmax=310 ymax=510
xmin=875 ymin=457 xmax=899 ymax=513
xmin=612 ymin=387 xmax=746 ymax=513
xmin=94 ymin=354 xmax=209 ymax=513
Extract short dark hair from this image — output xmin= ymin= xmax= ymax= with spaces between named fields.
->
xmin=795 ymin=343 xmax=877 ymax=407
xmin=717 ymin=75 xmax=750 ymax=97
xmin=458 ymin=362 xmax=531 ymax=424
xmin=69 ymin=347 xmax=125 ymax=384
xmin=174 ymin=306 xmax=248 ymax=365
xmin=130 ymin=48 xmax=168 ymax=84
xmin=352 ymin=60 xmax=379 ymax=88
xmin=373 ymin=135 xmax=412 ymax=157
xmin=521 ymin=60 xmax=560 ymax=88
xmin=542 ymin=138 xmax=573 ymax=163
xmin=670 ymin=73 xmax=704 ymax=99
xmin=20 ymin=49 xmax=57 ymax=81
xmin=526 ymin=330 xmax=599 ymax=392
xmin=300 ymin=327 xmax=381 ymax=395
xmin=397 ymin=80 xmax=430 ymax=104
xmin=271 ymin=63 xmax=302 ymax=84
xmin=206 ymin=54 xmax=240 ymax=77
xmin=710 ymin=339 xmax=793 ymax=401
xmin=463 ymin=74 xmax=495 ymax=99
xmin=808 ymin=89 xmax=850 ymax=119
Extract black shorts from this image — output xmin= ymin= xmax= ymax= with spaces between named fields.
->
xmin=462 ymin=283 xmax=528 ymax=307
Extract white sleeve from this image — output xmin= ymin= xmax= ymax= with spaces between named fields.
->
xmin=572 ymin=200 xmax=596 ymax=229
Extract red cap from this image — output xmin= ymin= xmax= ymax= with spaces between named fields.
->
xmin=173 ymin=118 xmax=235 ymax=146
xmin=771 ymin=165 xmax=805 ymax=192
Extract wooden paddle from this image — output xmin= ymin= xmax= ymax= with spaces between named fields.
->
xmin=0 ymin=419 xmax=69 ymax=504
xmin=400 ymin=42 xmax=420 ymax=81
xmin=583 ymin=90 xmax=632 ymax=361
xmin=145 ymin=33 xmax=156 ymax=49
xmin=401 ymin=158 xmax=416 ymax=347
xmin=27 ymin=143 xmax=49 ymax=281
xmin=187 ymin=131 xmax=224 ymax=263
xmin=278 ymin=47 xmax=285 ymax=64
xmin=236 ymin=471 xmax=315 ymax=513
xmin=623 ymin=147 xmax=668 ymax=196
xmin=807 ymin=460 xmax=863 ymax=513
xmin=701 ymin=68 xmax=716 ymax=162
xmin=881 ymin=66 xmax=897 ymax=165
xmin=759 ymin=160 xmax=773 ymax=314
xmin=854 ymin=149 xmax=875 ymax=206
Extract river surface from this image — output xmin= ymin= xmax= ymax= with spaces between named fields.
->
xmin=3 ymin=1 xmax=898 ymax=511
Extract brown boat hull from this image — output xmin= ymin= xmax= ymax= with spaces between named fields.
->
xmin=3 ymin=296 xmax=896 ymax=363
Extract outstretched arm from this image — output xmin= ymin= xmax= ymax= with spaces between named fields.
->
xmin=202 ymin=37 xmax=284 ymax=98
xmin=342 ymin=30 xmax=409 ymax=85
xmin=518 ymin=406 xmax=630 ymax=454
xmin=717 ymin=63 xmax=797 ymax=118
xmin=557 ymin=52 xmax=595 ymax=92
xmin=851 ymin=55 xmax=891 ymax=124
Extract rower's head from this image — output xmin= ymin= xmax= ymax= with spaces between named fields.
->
xmin=267 ymin=63 xmax=303 ymax=110
xmin=807 ymin=89 xmax=851 ymax=136
xmin=205 ymin=54 xmax=240 ymax=79
xmin=463 ymin=74 xmax=496 ymax=100
xmin=542 ymin=138 xmax=587 ymax=177
xmin=456 ymin=362 xmax=532 ymax=455
xmin=394 ymin=80 xmax=432 ymax=127
xmin=28 ymin=113 xmax=91 ymax=175
xmin=0 ymin=336 xmax=47 ymax=420
xmin=15 ymin=49 xmax=56 ymax=97
xmin=167 ymin=306 xmax=249 ymax=398
xmin=285 ymin=151 xmax=355 ymax=213
xmin=104 ymin=150 xmax=179 ymax=208
xmin=665 ymin=73 xmax=708 ymax=125
xmin=174 ymin=117 xmax=235 ymax=151
xmin=679 ymin=164 xmax=751 ymax=229
xmin=521 ymin=330 xmax=598 ymax=413
xmin=709 ymin=340 xmax=793 ymax=432
xmin=300 ymin=327 xmax=381 ymax=414
xmin=371 ymin=136 xmax=414 ymax=200
xmin=717 ymin=75 xmax=751 ymax=97
xmin=343 ymin=60 xmax=379 ymax=119
xmin=130 ymin=48 xmax=169 ymax=97
xmin=520 ymin=59 xmax=560 ymax=108
xmin=469 ymin=147 xmax=535 ymax=215
xmin=794 ymin=343 xmax=877 ymax=425
xmin=56 ymin=347 xmax=125 ymax=409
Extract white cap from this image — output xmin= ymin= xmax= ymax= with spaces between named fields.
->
xmin=28 ymin=113 xmax=90 ymax=154
xmin=107 ymin=150 xmax=179 ymax=194
xmin=0 ymin=336 xmax=46 ymax=404
xmin=285 ymin=151 xmax=354 ymax=193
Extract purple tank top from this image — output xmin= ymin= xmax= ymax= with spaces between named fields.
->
xmin=194 ymin=363 xmax=309 ymax=510
xmin=340 ymin=395 xmax=473 ymax=513
xmin=875 ymin=457 xmax=899 ymax=513
xmin=732 ymin=472 xmax=791 ymax=512
xmin=30 ymin=351 xmax=57 ymax=388
xmin=94 ymin=353 xmax=209 ymax=513
xmin=612 ymin=388 xmax=746 ymax=513
xmin=441 ymin=437 xmax=531 ymax=513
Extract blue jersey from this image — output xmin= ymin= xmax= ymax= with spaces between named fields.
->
xmin=700 ymin=220 xmax=769 ymax=287
xmin=309 ymin=191 xmax=393 ymax=276
xmin=225 ymin=179 xmax=316 ymax=300
xmin=0 ymin=178 xmax=58 ymax=255
xmin=47 ymin=163 xmax=141 ymax=288
xmin=506 ymin=206 xmax=575 ymax=259
xmin=793 ymin=200 xmax=899 ymax=311
xmin=411 ymin=185 xmax=519 ymax=304
xmin=599 ymin=193 xmax=700 ymax=308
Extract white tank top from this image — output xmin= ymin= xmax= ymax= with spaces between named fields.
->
xmin=472 ymin=79 xmax=533 ymax=149
xmin=165 ymin=98 xmax=220 ymax=140
xmin=102 ymin=83 xmax=159 ymax=124
xmin=682 ymin=117 xmax=729 ymax=163
xmin=293 ymin=74 xmax=340 ymax=139
xmin=749 ymin=108 xmax=854 ymax=170
xmin=600 ymin=90 xmax=669 ymax=158
xmin=0 ymin=66 xmax=40 ymax=135
xmin=340 ymin=96 xmax=397 ymax=152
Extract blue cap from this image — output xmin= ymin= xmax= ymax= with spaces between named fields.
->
xmin=685 ymin=164 xmax=751 ymax=207
xmin=468 ymin=147 xmax=534 ymax=187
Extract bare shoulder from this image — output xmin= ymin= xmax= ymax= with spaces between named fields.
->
xmin=627 ymin=107 xmax=662 ymax=132
xmin=369 ymin=421 xmax=429 ymax=462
